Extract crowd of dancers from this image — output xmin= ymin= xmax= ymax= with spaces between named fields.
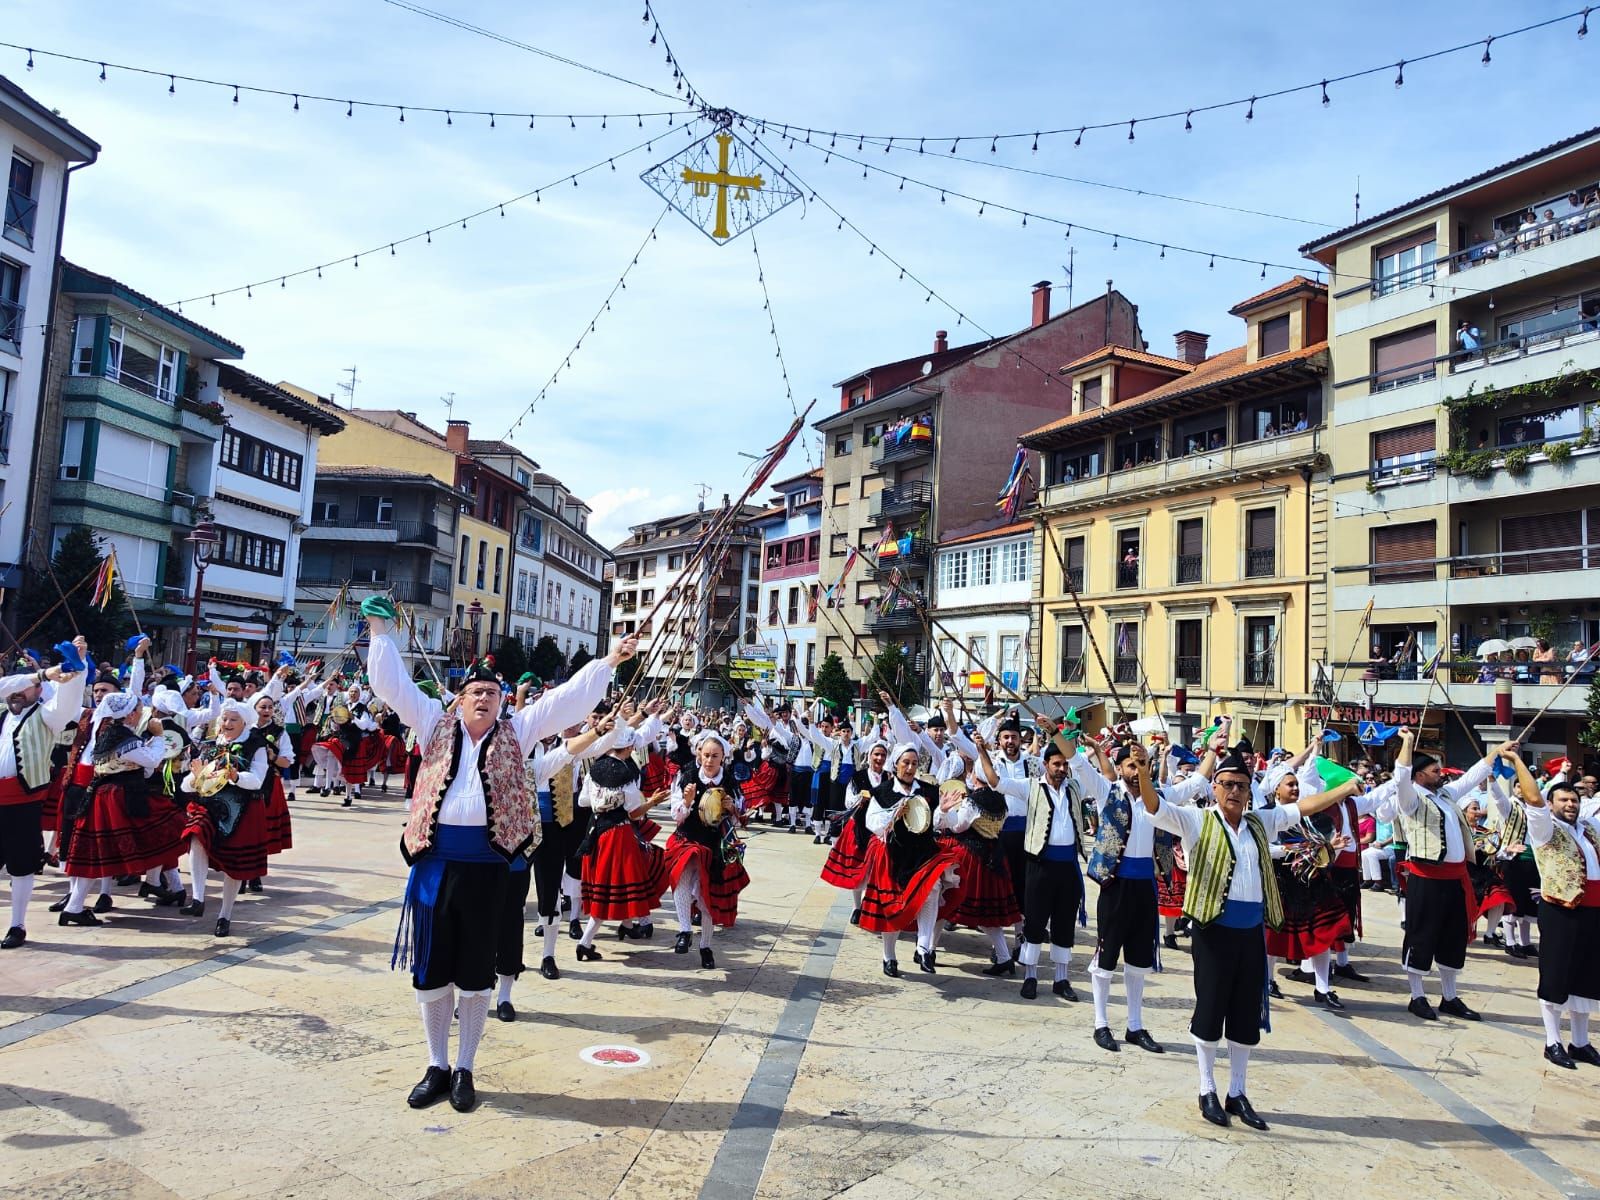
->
xmin=2 ymin=602 xmax=1595 ymax=1129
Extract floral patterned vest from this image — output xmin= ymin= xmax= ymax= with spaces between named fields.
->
xmin=1533 ymin=817 xmax=1600 ymax=907
xmin=402 ymin=716 xmax=532 ymax=863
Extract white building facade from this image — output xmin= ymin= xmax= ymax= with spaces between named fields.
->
xmin=930 ymin=521 xmax=1034 ymax=704
xmin=754 ymin=470 xmax=822 ymax=700
xmin=0 ymin=79 xmax=97 ymax=591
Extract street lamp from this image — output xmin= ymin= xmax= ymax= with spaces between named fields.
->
xmin=466 ymin=598 xmax=485 ymax=659
xmin=1360 ymin=668 xmax=1380 ymax=720
xmin=290 ymin=614 xmax=307 ymax=656
xmin=185 ymin=519 xmax=221 ymax=673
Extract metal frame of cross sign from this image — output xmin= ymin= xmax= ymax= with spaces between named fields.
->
xmin=641 ymin=130 xmax=801 ymax=245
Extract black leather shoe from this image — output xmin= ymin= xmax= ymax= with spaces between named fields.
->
xmin=1282 ymin=967 xmax=1314 ymax=985
xmin=1570 ymin=1042 xmax=1600 ymax=1067
xmin=699 ymin=947 xmax=716 ymax=969
xmin=341 ymin=797 xmax=352 ymax=808
xmin=1198 ymin=1091 xmax=1228 ymax=1127
xmin=1545 ymin=1042 xmax=1577 ymax=1069
xmin=691 ymin=912 xmax=701 ymax=927
xmin=1225 ymin=1093 xmax=1269 ymax=1131
xmin=981 ymin=958 xmax=1016 ymax=977
xmin=812 ymin=834 xmax=824 ymax=844
xmin=1162 ymin=934 xmax=1179 ymax=950
xmin=616 ymin=924 xmax=634 ymax=940
xmin=1125 ymin=1028 xmax=1165 ymax=1053
xmin=159 ymin=889 xmax=186 ymax=908
xmin=568 ymin=919 xmax=582 ymax=940
xmin=1267 ymin=981 xmax=1284 ymax=999
xmin=1525 ymin=944 xmax=1539 ymax=958
xmin=674 ymin=931 xmax=692 ymax=954
xmin=114 ymin=875 xmax=137 ymax=887
xmin=214 ymin=918 xmax=230 ymax=938
xmin=0 ymin=926 xmax=24 ymax=949
xmin=882 ymin=958 xmax=899 ymax=978
xmin=496 ymin=1001 xmax=516 ymax=1023
xmin=1020 ymin=977 xmax=1038 ymax=1000
xmin=638 ymin=924 xmax=654 ymax=940
xmin=575 ymin=944 xmax=602 ymax=962
xmin=58 ymin=909 xmax=100 ymax=926
xmin=448 ymin=1068 xmax=476 ymax=1112
xmin=1052 ymin=978 xmax=1078 ymax=1001
xmin=914 ymin=949 xmax=936 ymax=974
xmin=1314 ymin=989 xmax=1345 ymax=1011
xmin=1093 ymin=1025 xmax=1120 ymax=1053
xmin=1332 ymin=963 xmax=1369 ymax=983
xmin=1408 ymin=996 xmax=1438 ymax=1021
xmin=1507 ymin=943 xmax=1527 ymax=959
xmin=540 ymin=956 xmax=560 ymax=980
xmin=138 ymin=882 xmax=161 ymax=900
xmin=180 ymin=900 xmax=204 ymax=917
xmin=47 ymin=897 xmax=66 ymax=913
xmin=1439 ymin=997 xmax=1481 ymax=1021
xmin=407 ymin=1066 xmax=452 ymax=1109
xmin=246 ymin=878 xmax=263 ymax=894
xmin=849 ymin=907 xmax=861 ymax=926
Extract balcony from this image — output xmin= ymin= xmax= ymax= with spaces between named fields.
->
xmin=1329 ymin=669 xmax=1593 ymax=717
xmin=870 ymin=536 xmax=931 ymax=574
xmin=3 ymin=187 xmax=36 ymax=248
xmin=1113 ymin=656 xmax=1139 ymax=684
xmin=304 ymin=519 xmax=439 ymax=546
xmin=869 ymin=606 xmax=924 ymax=633
xmin=298 ymin=577 xmax=434 ymax=605
xmin=1244 ymin=658 xmax=1275 ymax=687
xmin=1059 ymin=657 xmax=1085 ymax=685
xmin=1244 ymin=548 xmax=1276 ymax=578
xmin=0 ymin=296 xmax=22 ymax=348
xmin=868 ymin=480 xmax=933 ymax=522
xmin=1450 ymin=321 xmax=1600 ymax=382
xmin=871 ymin=423 xmax=936 ymax=469
xmin=1174 ymin=654 xmax=1201 ymax=683
xmin=1060 ymin=565 xmax=1084 ymax=592
xmin=1040 ymin=429 xmax=1322 ymax=512
xmin=1115 ymin=562 xmax=1140 ymax=590
xmin=1175 ymin=554 xmax=1202 ymax=584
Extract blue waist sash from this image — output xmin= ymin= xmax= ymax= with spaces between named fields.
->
xmin=538 ymin=789 xmax=554 ymax=825
xmin=1216 ymin=898 xmax=1264 ymax=929
xmin=391 ymin=824 xmax=505 ymax=980
xmin=1001 ymin=815 xmax=1026 ymax=833
xmin=1116 ymin=855 xmax=1155 ymax=880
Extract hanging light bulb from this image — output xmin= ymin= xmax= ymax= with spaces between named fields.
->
xmin=490 ymin=113 xmax=496 ymax=128
xmin=1394 ymin=60 xmax=1406 ymax=87
xmin=99 ymin=62 xmax=106 ymax=81
xmin=884 ymin=137 xmax=894 ymax=154
xmin=1245 ymin=96 xmax=1256 ymax=120
xmin=990 ymin=135 xmax=998 ymax=153
xmin=168 ymin=74 xmax=175 ymax=94
xmin=1580 ymin=7 xmax=1590 ymax=37
xmin=346 ymin=100 xmax=353 ymax=117
xmin=446 ymin=110 xmax=452 ymax=125
xmin=1159 ymin=245 xmax=1166 ymax=259
xmin=1320 ymin=81 xmax=1330 ymax=105
xmin=1482 ymin=37 xmax=1493 ymax=63
xmin=1128 ymin=120 xmax=1136 ymax=141
xmin=1184 ymin=110 xmax=1193 ymax=131
xmin=293 ymin=94 xmax=300 ymax=110
xmin=25 ymin=49 xmax=33 ymax=70
xmin=1075 ymin=128 xmax=1084 ymax=146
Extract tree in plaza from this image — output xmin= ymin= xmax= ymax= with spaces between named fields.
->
xmin=487 ymin=636 xmax=528 ymax=684
xmin=15 ymin=527 xmax=133 ymax=664
xmin=866 ymin=641 xmax=922 ymax=711
xmin=812 ymin=652 xmax=854 ymax=716
xmin=529 ymin=634 xmax=567 ymax=682
xmin=569 ymin=645 xmax=593 ymax=673
xmin=614 ymin=653 xmax=642 ymax=691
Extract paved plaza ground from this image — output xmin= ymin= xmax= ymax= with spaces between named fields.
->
xmin=2 ymin=791 xmax=1597 ymax=1199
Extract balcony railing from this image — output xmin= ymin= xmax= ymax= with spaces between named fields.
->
xmin=4 ymin=188 xmax=36 ymax=247
xmin=871 ymin=425 xmax=936 ymax=469
xmin=0 ymin=296 xmax=22 ymax=346
xmin=1451 ymin=319 xmax=1600 ymax=377
xmin=309 ymin=518 xmax=438 ymax=545
xmin=0 ymin=410 xmax=11 ymax=466
xmin=870 ymin=479 xmax=934 ymax=521
xmin=1443 ymin=209 xmax=1600 ymax=276
xmin=1115 ymin=561 xmax=1140 ymax=589
xmin=872 ymin=536 xmax=931 ymax=571
xmin=1059 ymin=657 xmax=1085 ymax=685
xmin=1062 ymin=565 xmax=1084 ymax=592
xmin=1175 ymin=554 xmax=1202 ymax=584
xmin=1174 ymin=655 xmax=1201 ymax=683
xmin=869 ymin=606 xmax=923 ymax=633
xmin=1113 ymin=655 xmax=1139 ymax=684
xmin=1245 ymin=658 xmax=1275 ymax=687
xmin=1244 ymin=548 xmax=1275 ymax=578
xmin=299 ymin=577 xmax=434 ymax=604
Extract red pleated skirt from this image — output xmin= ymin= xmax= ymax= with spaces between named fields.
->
xmin=313 ymin=734 xmax=381 ymax=784
xmin=263 ymin=773 xmax=293 ymax=855
xmin=63 ymin=782 xmax=186 ymax=879
xmin=742 ymin=762 xmax=784 ymax=811
xmin=1157 ymin=866 xmax=1187 ymax=919
xmin=938 ymin=837 xmax=1021 ymax=928
xmin=820 ymin=802 xmax=869 ymax=889
xmin=663 ymin=833 xmax=750 ymax=927
xmin=182 ymin=795 xmax=269 ymax=880
xmin=634 ymin=815 xmax=662 ymax=844
xmin=1263 ymin=864 xmax=1354 ymax=961
xmin=858 ymin=837 xmax=960 ymax=934
xmin=582 ymin=823 xmax=668 ymax=921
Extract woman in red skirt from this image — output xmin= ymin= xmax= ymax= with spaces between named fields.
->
xmin=1262 ymin=766 xmax=1356 ymax=1007
xmin=821 ymin=739 xmax=888 ymax=918
xmin=252 ymin=694 xmax=294 ymax=889
xmin=936 ymin=784 xmax=1021 ymax=968
xmin=57 ymin=691 xmax=182 ymax=927
xmin=180 ymin=701 xmax=272 ymax=937
xmin=860 ymin=744 xmax=961 ymax=977
xmin=665 ymin=732 xmax=749 ymax=969
xmin=310 ymin=684 xmax=381 ymax=803
xmin=576 ymin=750 xmax=668 ymax=962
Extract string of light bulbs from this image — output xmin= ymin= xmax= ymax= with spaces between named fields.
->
xmin=166 ymin=124 xmax=697 ymax=310
xmin=641 ymin=2 xmax=704 ymax=110
xmin=376 ymin=0 xmax=683 ymax=104
xmin=501 ymin=205 xmax=673 ymax=440
xmin=748 ymin=8 xmax=1591 ymax=152
xmin=748 ymin=230 xmax=814 ymax=468
xmin=0 ymin=40 xmax=698 ymax=128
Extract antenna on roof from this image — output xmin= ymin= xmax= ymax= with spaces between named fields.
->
xmin=440 ymin=392 xmax=456 ymax=424
xmin=1060 ymin=247 xmax=1074 ymax=310
xmin=335 ymin=365 xmax=359 ymax=407
xmin=694 ymin=482 xmax=711 ymax=512
xmin=1354 ymin=175 xmax=1360 ymax=222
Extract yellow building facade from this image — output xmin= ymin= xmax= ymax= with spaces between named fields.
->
xmin=1022 ymin=279 xmax=1332 ymax=750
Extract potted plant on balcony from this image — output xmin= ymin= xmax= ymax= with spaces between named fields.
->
xmin=1502 ymin=444 xmax=1535 ymax=475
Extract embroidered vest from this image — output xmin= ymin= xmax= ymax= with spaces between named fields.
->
xmin=8 ymin=702 xmax=56 ymax=793
xmin=1182 ymin=809 xmax=1285 ymax=930
xmin=1398 ymin=787 xmax=1473 ymax=864
xmin=1023 ymin=777 xmax=1086 ymax=858
xmin=1087 ymin=782 xmax=1133 ymax=884
xmin=1500 ymin=798 xmax=1536 ymax=860
xmin=402 ymin=716 xmax=533 ymax=863
xmin=550 ymin=761 xmax=576 ymax=826
xmin=1532 ymin=818 xmax=1600 ymax=907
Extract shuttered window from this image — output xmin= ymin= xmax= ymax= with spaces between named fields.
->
xmin=1178 ymin=519 xmax=1204 ymax=556
xmin=1501 ymin=511 xmax=1583 ymax=574
xmin=1372 ymin=325 xmax=1437 ymax=391
xmin=1371 ymin=521 xmax=1436 ymax=583
xmin=1080 ymin=377 xmax=1103 ymax=410
xmin=1259 ymin=315 xmax=1291 ymax=357
xmin=1372 ymin=422 xmax=1436 ymax=459
xmin=1244 ymin=508 xmax=1275 ymax=577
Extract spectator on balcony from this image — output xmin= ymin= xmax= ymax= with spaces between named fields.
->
xmin=1292 ymin=413 xmax=1308 ymax=432
xmin=1465 ymin=232 xmax=1498 ymax=264
xmin=1512 ymin=648 xmax=1533 ymax=683
xmin=1540 ymin=208 xmax=1560 ymax=245
xmin=1262 ymin=422 xmax=1277 ymax=439
xmin=1209 ymin=431 xmax=1225 ymax=450
xmin=1516 ymin=209 xmax=1540 ymax=251
xmin=1119 ymin=456 xmax=1134 ymax=472
xmin=1569 ymin=641 xmax=1594 ymax=680
xmin=1122 ymin=547 xmax=1139 ymax=573
xmin=1455 ymin=321 xmax=1483 ymax=355
xmin=1476 ymin=652 xmax=1500 ymax=684
xmin=1581 ymin=297 xmax=1600 ymax=334
xmin=1533 ymin=639 xmax=1560 ymax=685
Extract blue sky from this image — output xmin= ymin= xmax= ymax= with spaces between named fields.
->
xmin=10 ymin=1 xmax=1595 ymax=545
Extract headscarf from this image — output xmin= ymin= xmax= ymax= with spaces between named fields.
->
xmin=1259 ymin=762 xmax=1296 ymax=802
xmin=218 ymin=699 xmax=255 ymax=733
xmin=89 ymin=691 xmax=142 ymax=746
xmin=692 ymin=729 xmax=731 ymax=757
xmin=151 ymin=689 xmax=187 ymax=717
xmin=889 ymin=742 xmax=919 ymax=768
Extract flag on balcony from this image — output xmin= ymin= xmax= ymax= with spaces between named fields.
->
xmin=1419 ymin=645 xmax=1444 ymax=674
xmin=967 ymin=670 xmax=986 ymax=690
xmin=996 ymin=444 xmax=1029 ymax=520
xmin=840 ymin=545 xmax=860 ymax=583
xmin=1116 ymin=622 xmax=1130 ymax=656
xmin=806 ymin=586 xmax=818 ymax=621
xmin=897 ymin=531 xmax=914 ymax=557
xmin=90 ymin=549 xmax=118 ymax=611
xmin=876 ymin=521 xmax=899 ymax=559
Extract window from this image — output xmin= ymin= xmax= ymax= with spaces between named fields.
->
xmin=1258 ymin=314 xmax=1291 ymax=357
xmin=493 ymin=546 xmax=504 ymax=594
xmin=0 ymin=367 xmax=9 ymax=462
xmin=668 ymin=553 xmax=684 ymax=570
xmin=641 ymin=588 xmax=654 ymax=604
xmin=1373 ymin=228 xmax=1436 ymax=297
xmin=97 ymin=531 xmax=161 ymax=599
xmin=1244 ymin=616 xmax=1276 ymax=686
xmin=1176 ymin=518 xmax=1204 ymax=583
xmin=1371 ymin=422 xmax=1437 ymax=480
xmin=834 ymin=434 xmax=854 ymax=457
xmin=937 ymin=548 xmax=968 ymax=592
xmin=1116 ymin=528 xmax=1141 ymax=589
xmin=1058 ymin=625 xmax=1085 ymax=684
xmin=1501 ymin=511 xmax=1584 ymax=575
xmin=351 ymin=552 xmax=387 ymax=583
xmin=1238 ymin=387 xmax=1320 ymax=442
xmin=1061 ymin=536 xmax=1085 ymax=592
xmin=219 ymin=429 xmax=304 ymax=489
xmin=59 ymin=418 xmax=85 ymax=479
xmin=4 ymin=153 xmax=37 ymax=246
xmin=787 ymin=586 xmax=800 ymax=625
xmin=95 ymin=425 xmax=172 ymax=501
xmin=311 ymin=498 xmax=340 ymax=523
xmin=1113 ymin=425 xmax=1162 ymax=471
xmin=968 ymin=544 xmax=992 ymax=586
xmin=1000 ymin=635 xmax=1021 ymax=687
xmin=966 ymin=636 xmax=989 ymax=675
xmin=805 ymin=642 xmax=816 ymax=686
xmin=71 ymin=315 xmax=97 ymax=375
xmin=1050 ymin=446 xmax=1103 ymax=485
xmin=767 ymin=590 xmax=780 ymax=625
xmin=1112 ymin=622 xmax=1139 ymax=683
xmin=1174 ymin=618 xmax=1203 ymax=684
xmin=807 ymin=534 xmax=820 ymax=561
xmin=642 ymin=555 xmax=655 ymax=576
xmin=476 ymin=541 xmax=487 ymax=589
xmin=997 ymin=539 xmax=1030 ymax=584
xmin=1495 ymin=401 xmax=1597 ymax=450
xmin=350 ymin=494 xmax=393 ymax=524
xmin=216 ymin=530 xmax=287 ymax=575
xmin=106 ymin=321 xmax=179 ymax=402
xmin=1244 ymin=509 xmax=1275 ymax=577
xmin=832 ymin=482 xmax=850 ymax=505
xmin=1174 ymin=410 xmax=1228 ymax=456
xmin=1079 ymin=376 xmax=1103 ymax=411
xmin=0 ymin=258 xmax=22 ymax=346
xmin=830 ymin=532 xmax=848 ymax=557
xmin=1372 ymin=324 xmax=1437 ymax=392
xmin=1371 ymin=521 xmax=1437 ymax=584
xmin=458 ymin=535 xmax=470 ymax=585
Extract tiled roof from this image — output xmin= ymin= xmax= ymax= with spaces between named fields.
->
xmin=315 ymin=465 xmax=455 ymax=485
xmin=1022 ymin=343 xmax=1327 ymax=442
xmin=831 ymin=338 xmax=994 ymax=388
xmin=1228 ymin=275 xmax=1326 ymax=315
xmin=466 ymin=438 xmax=534 ymax=461
xmin=1299 ymin=125 xmax=1600 ymax=255
xmin=940 ymin=520 xmax=1033 ymax=547
xmin=1057 ymin=344 xmax=1191 ymax=376
xmin=217 ymin=363 xmax=346 ymax=436
xmin=61 ymin=261 xmax=243 ymax=357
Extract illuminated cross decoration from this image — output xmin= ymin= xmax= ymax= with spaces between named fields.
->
xmin=641 ymin=130 xmax=799 ymax=245
xmin=682 ymin=133 xmax=762 ymax=241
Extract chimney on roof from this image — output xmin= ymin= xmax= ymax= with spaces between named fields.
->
xmin=445 ymin=419 xmax=469 ymax=453
xmin=934 ymin=329 xmax=948 ymax=353
xmin=1031 ymin=280 xmax=1052 ymax=328
xmin=1174 ymin=330 xmax=1210 ymax=365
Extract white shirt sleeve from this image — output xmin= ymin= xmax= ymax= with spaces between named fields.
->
xmin=1149 ymin=795 xmax=1203 ymax=840
xmin=866 ymin=797 xmax=897 ymax=838
xmin=946 ymin=725 xmax=979 ymax=763
xmin=1441 ymin=756 xmax=1494 ymax=804
xmin=1394 ymin=764 xmax=1421 ymax=817
xmin=234 ymin=746 xmax=269 ymax=792
xmin=39 ymin=673 xmax=85 ymax=734
xmin=743 ymin=702 xmax=772 ymax=732
xmin=885 ymin=705 xmax=917 ymax=750
xmin=1163 ymin=771 xmax=1212 ymax=807
xmin=121 ymin=734 xmax=171 ymax=774
xmin=366 ymin=630 xmax=442 ymax=749
xmin=264 ymin=673 xmax=286 ymax=703
xmin=1259 ymin=801 xmax=1305 ymax=839
xmin=997 ymin=775 xmax=1030 ymax=803
xmin=509 ymin=658 xmax=615 ymax=753
xmin=1526 ymin=802 xmax=1555 ymax=849
xmin=1069 ymin=755 xmax=1112 ymax=806
xmin=128 ymin=658 xmax=146 ymax=700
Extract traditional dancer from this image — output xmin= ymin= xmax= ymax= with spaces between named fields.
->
xmin=1144 ymin=747 xmax=1360 ymax=1130
xmin=1393 ymin=728 xmax=1512 ymax=1022
xmin=0 ymin=644 xmax=89 ymax=948
xmin=820 ymin=738 xmax=887 ymax=920
xmin=251 ymin=693 xmax=294 ymax=891
xmin=665 ymin=732 xmax=750 ymax=968
xmin=575 ymin=736 xmax=668 ymax=963
xmin=1487 ymin=772 xmax=1543 ymax=959
xmin=365 ymin=596 xmax=631 ymax=1113
xmin=311 ymin=681 xmax=380 ymax=804
xmin=932 ymin=776 xmax=1020 ymax=974
xmin=180 ymin=700 xmax=272 ymax=936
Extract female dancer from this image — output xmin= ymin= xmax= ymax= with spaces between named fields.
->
xmin=665 ymin=732 xmax=750 ymax=968
xmin=180 ymin=701 xmax=272 ymax=936
xmin=821 ymin=739 xmax=888 ymax=923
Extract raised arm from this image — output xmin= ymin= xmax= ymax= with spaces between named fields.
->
xmin=1502 ymin=746 xmax=1542 ymax=811
xmin=363 ymin=618 xmax=443 ymax=746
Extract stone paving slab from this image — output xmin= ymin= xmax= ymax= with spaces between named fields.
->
xmin=1 ymin=789 xmax=1596 ymax=1199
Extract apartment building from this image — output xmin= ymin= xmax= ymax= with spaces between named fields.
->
xmin=1021 ymin=279 xmax=1332 ymax=750
xmin=1302 ymin=126 xmax=1600 ymax=762
xmin=929 ymin=521 xmax=1033 ymax=705
xmin=753 ymin=468 xmax=823 ymax=698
